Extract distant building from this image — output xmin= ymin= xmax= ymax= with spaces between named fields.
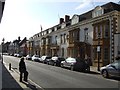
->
xmin=19 ymin=37 xmax=27 ymax=56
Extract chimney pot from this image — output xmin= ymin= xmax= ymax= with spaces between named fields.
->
xmin=59 ymin=18 xmax=64 ymax=24
xmin=65 ymin=15 xmax=70 ymax=22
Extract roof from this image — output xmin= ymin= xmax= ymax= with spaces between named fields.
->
xmin=102 ymin=2 xmax=120 ymax=13
xmin=19 ymin=37 xmax=27 ymax=46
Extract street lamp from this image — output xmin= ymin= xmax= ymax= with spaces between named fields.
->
xmin=97 ymin=34 xmax=100 ymax=71
xmin=1 ymin=38 xmax=5 ymax=64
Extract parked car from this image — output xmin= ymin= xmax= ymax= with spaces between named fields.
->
xmin=49 ymin=56 xmax=65 ymax=66
xmin=17 ymin=53 xmax=22 ymax=58
xmin=61 ymin=57 xmax=90 ymax=72
xmin=26 ymin=55 xmax=32 ymax=60
xmin=100 ymin=60 xmax=120 ymax=78
xmin=49 ymin=56 xmax=58 ymax=65
xmin=14 ymin=53 xmax=18 ymax=57
xmin=10 ymin=53 xmax=14 ymax=56
xmin=32 ymin=55 xmax=40 ymax=62
xmin=40 ymin=56 xmax=51 ymax=64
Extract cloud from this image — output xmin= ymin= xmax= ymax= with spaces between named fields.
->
xmin=75 ymin=0 xmax=92 ymax=10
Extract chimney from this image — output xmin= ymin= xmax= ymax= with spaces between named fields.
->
xmin=65 ymin=15 xmax=70 ymax=22
xmin=18 ymin=36 xmax=20 ymax=41
xmin=59 ymin=18 xmax=64 ymax=24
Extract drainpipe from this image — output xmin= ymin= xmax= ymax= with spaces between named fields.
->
xmin=109 ymin=16 xmax=112 ymax=63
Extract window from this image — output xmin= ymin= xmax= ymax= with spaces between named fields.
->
xmin=84 ymin=28 xmax=88 ymax=42
xmin=61 ymin=35 xmax=63 ymax=44
xmin=57 ymin=25 xmax=61 ymax=30
xmin=104 ymin=48 xmax=109 ymax=60
xmin=46 ymin=30 xmax=49 ymax=34
xmin=95 ymin=26 xmax=98 ymax=39
xmin=99 ymin=25 xmax=102 ymax=38
xmin=94 ymin=47 xmax=97 ymax=60
xmin=95 ymin=10 xmax=102 ymax=17
xmin=52 ymin=28 xmax=54 ymax=32
xmin=104 ymin=24 xmax=109 ymax=38
xmin=93 ymin=7 xmax=103 ymax=18
xmin=64 ymin=34 xmax=66 ymax=44
xmin=66 ymin=22 xmax=71 ymax=27
xmin=62 ymin=48 xmax=64 ymax=57
xmin=46 ymin=38 xmax=48 ymax=45
xmin=55 ymin=36 xmax=57 ymax=44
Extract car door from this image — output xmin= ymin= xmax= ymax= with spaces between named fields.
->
xmin=108 ymin=62 xmax=120 ymax=77
xmin=64 ymin=59 xmax=70 ymax=68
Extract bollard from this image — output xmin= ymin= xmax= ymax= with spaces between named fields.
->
xmin=9 ymin=63 xmax=11 ymax=70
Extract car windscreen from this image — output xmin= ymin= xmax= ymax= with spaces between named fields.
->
xmin=66 ymin=58 xmax=76 ymax=62
xmin=35 ymin=55 xmax=39 ymax=57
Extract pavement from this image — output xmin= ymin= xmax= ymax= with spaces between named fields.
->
xmin=1 ymin=60 xmax=100 ymax=90
xmin=90 ymin=66 xmax=101 ymax=74
xmin=1 ymin=60 xmax=43 ymax=90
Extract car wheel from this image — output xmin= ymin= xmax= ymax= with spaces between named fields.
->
xmin=61 ymin=63 xmax=63 ymax=68
xmin=47 ymin=62 xmax=49 ymax=65
xmin=70 ymin=65 xmax=74 ymax=71
xmin=54 ymin=63 xmax=56 ymax=66
xmin=102 ymin=70 xmax=109 ymax=78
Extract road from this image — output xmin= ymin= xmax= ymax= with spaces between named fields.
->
xmin=3 ymin=55 xmax=119 ymax=89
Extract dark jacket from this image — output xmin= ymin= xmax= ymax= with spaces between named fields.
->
xmin=19 ymin=59 xmax=26 ymax=73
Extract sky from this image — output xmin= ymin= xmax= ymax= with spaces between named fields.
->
xmin=0 ymin=0 xmax=119 ymax=43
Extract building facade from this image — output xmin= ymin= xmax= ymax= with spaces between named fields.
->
xmin=27 ymin=2 xmax=120 ymax=67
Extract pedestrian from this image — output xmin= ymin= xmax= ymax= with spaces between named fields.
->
xmin=19 ymin=57 xmax=28 ymax=82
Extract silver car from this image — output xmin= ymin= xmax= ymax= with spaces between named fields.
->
xmin=100 ymin=60 xmax=120 ymax=78
xmin=32 ymin=55 xmax=40 ymax=62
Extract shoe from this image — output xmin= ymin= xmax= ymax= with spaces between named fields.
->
xmin=24 ymin=80 xmax=27 ymax=82
xmin=20 ymin=80 xmax=22 ymax=82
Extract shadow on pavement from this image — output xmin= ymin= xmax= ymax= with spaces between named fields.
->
xmin=107 ymin=77 xmax=120 ymax=81
xmin=84 ymin=71 xmax=100 ymax=75
xmin=21 ymin=81 xmax=38 ymax=90
xmin=2 ymin=64 xmax=23 ymax=90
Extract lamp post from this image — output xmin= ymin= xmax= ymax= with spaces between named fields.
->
xmin=2 ymin=38 xmax=5 ymax=64
xmin=97 ymin=34 xmax=100 ymax=71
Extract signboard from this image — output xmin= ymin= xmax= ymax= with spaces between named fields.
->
xmin=97 ymin=46 xmax=100 ymax=52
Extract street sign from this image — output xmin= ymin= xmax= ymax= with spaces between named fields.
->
xmin=97 ymin=46 xmax=100 ymax=52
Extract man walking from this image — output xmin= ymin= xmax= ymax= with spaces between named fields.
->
xmin=19 ymin=57 xmax=28 ymax=82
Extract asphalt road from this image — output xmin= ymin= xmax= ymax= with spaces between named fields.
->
xmin=3 ymin=55 xmax=119 ymax=89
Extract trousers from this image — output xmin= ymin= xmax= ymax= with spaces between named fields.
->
xmin=20 ymin=71 xmax=28 ymax=82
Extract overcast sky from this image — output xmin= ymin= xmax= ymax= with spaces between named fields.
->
xmin=0 ymin=0 xmax=119 ymax=43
